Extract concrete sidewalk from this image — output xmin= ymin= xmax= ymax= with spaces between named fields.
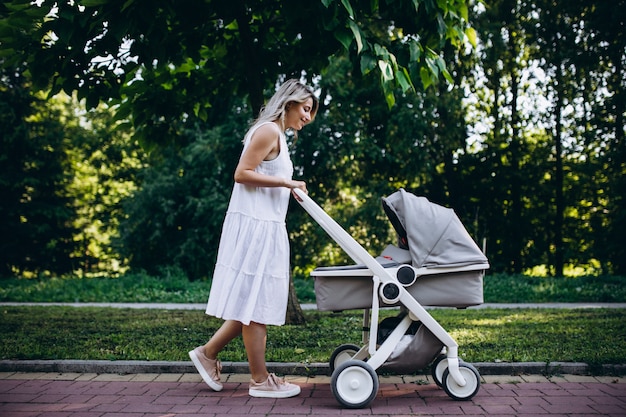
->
xmin=1 ymin=371 xmax=624 ymax=416
xmin=2 ymin=358 xmax=625 ymax=378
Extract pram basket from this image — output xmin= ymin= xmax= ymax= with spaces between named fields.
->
xmin=294 ymin=188 xmax=489 ymax=408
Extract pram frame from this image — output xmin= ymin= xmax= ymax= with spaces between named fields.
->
xmin=293 ymin=189 xmax=469 ymax=388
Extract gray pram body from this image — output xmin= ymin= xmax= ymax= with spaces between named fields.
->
xmin=313 ymin=188 xmax=487 ymax=312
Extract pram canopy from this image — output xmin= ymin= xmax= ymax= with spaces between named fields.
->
xmin=382 ymin=189 xmax=488 ymax=269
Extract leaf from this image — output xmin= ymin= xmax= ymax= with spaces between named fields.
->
xmin=465 ymin=26 xmax=477 ymax=48
xmin=0 ymin=47 xmax=15 ymax=58
xmin=114 ymin=102 xmax=132 ymax=121
xmin=458 ymin=2 xmax=469 ymax=21
xmin=374 ymin=43 xmax=387 ymax=57
xmin=420 ymin=66 xmax=433 ymax=89
xmin=425 ymin=56 xmax=438 ymax=76
xmin=395 ymin=67 xmax=414 ymax=92
xmin=377 ymin=59 xmax=393 ymax=82
xmin=436 ymin=14 xmax=447 ymax=37
xmin=49 ymin=76 xmax=64 ymax=97
xmin=359 ymin=53 xmax=376 ymax=74
xmin=409 ymin=41 xmax=422 ymax=62
xmin=4 ymin=2 xmax=31 ymax=12
xmin=382 ymin=82 xmax=395 ymax=108
xmin=436 ymin=0 xmax=448 ymax=14
xmin=334 ymin=29 xmax=352 ymax=50
xmin=340 ymin=0 xmax=355 ymax=18
xmin=441 ymin=65 xmax=454 ymax=84
xmin=348 ymin=20 xmax=363 ymax=53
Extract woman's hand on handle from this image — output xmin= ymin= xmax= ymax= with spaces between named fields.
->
xmin=288 ymin=180 xmax=307 ymax=201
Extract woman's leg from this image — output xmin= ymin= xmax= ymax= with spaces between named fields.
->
xmin=203 ymin=319 xmax=243 ymax=359
xmin=242 ymin=321 xmax=269 ymax=383
xmin=190 ymin=320 xmax=242 ymax=391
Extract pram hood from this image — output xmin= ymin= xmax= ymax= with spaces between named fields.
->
xmin=382 ymin=189 xmax=488 ymax=269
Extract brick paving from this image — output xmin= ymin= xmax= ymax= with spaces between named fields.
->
xmin=0 ymin=372 xmax=624 ymax=416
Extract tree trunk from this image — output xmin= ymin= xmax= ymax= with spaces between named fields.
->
xmin=507 ymin=13 xmax=523 ymax=274
xmin=553 ymin=60 xmax=565 ymax=277
xmin=285 ymin=272 xmax=306 ymax=325
xmin=608 ymin=42 xmax=626 ymax=275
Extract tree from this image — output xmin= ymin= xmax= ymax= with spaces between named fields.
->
xmin=584 ymin=1 xmax=626 ymax=275
xmin=466 ymin=0 xmax=535 ymax=273
xmin=60 ymin=94 xmax=146 ymax=275
xmin=465 ymin=0 xmax=625 ymax=275
xmin=0 ymin=0 xmax=474 ymax=147
xmin=0 ymin=70 xmax=77 ymax=276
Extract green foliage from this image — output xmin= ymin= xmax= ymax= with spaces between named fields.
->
xmin=460 ymin=0 xmax=626 ymax=275
xmin=59 ymin=94 xmax=145 ymax=275
xmin=0 ymin=69 xmax=144 ymax=277
xmin=0 ymin=268 xmax=210 ymax=303
xmin=0 ymin=71 xmax=77 ymax=276
xmin=0 ymin=0 xmax=471 ymax=146
xmin=116 ymin=110 xmax=248 ymax=279
xmin=0 ymin=0 xmax=625 ymax=281
xmin=483 ymin=274 xmax=626 ymax=303
xmin=1 ymin=306 xmax=624 ymax=366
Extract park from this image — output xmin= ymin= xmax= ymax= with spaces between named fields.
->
xmin=1 ymin=0 xmax=624 ymax=403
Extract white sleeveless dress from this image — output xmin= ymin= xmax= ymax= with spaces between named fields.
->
xmin=206 ymin=122 xmax=293 ymax=326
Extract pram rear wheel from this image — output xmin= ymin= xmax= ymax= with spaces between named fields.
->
xmin=431 ymin=354 xmax=448 ymax=387
xmin=441 ymin=362 xmax=480 ymax=400
xmin=329 ymin=344 xmax=361 ymax=373
xmin=331 ymin=360 xmax=379 ymax=408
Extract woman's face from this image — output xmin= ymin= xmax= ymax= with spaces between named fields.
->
xmin=284 ymin=98 xmax=314 ymax=131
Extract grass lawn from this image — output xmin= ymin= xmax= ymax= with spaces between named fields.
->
xmin=1 ymin=273 xmax=625 ymax=303
xmin=1 ymin=272 xmax=625 ymax=369
xmin=1 ymin=306 xmax=624 ymax=367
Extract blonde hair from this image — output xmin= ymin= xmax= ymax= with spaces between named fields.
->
xmin=249 ymin=79 xmax=319 ymax=139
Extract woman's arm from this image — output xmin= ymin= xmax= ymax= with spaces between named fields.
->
xmin=234 ymin=123 xmax=306 ymax=191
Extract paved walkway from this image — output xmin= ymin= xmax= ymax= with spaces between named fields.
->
xmin=1 ymin=371 xmax=624 ymax=416
xmin=2 ymin=303 xmax=625 ymax=415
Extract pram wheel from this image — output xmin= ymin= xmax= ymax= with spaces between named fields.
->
xmin=329 ymin=344 xmax=361 ymax=373
xmin=331 ymin=360 xmax=379 ymax=408
xmin=431 ymin=354 xmax=448 ymax=387
xmin=441 ymin=362 xmax=480 ymax=400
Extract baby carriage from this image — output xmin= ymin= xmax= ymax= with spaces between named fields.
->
xmin=293 ymin=188 xmax=489 ymax=408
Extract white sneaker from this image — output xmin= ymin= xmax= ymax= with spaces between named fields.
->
xmin=189 ymin=346 xmax=223 ymax=391
xmin=249 ymin=373 xmax=301 ymax=398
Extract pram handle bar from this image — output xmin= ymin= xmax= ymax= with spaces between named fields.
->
xmin=293 ymin=189 xmax=393 ymax=279
xmin=293 ymin=188 xmax=468 ymax=387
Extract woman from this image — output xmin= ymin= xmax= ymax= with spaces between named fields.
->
xmin=189 ymin=79 xmax=319 ymax=398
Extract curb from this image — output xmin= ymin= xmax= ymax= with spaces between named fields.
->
xmin=2 ymin=302 xmax=626 ymax=310
xmin=1 ymin=360 xmax=624 ymax=377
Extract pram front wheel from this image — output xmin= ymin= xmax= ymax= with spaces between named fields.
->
xmin=441 ymin=362 xmax=481 ymax=400
xmin=329 ymin=344 xmax=361 ymax=373
xmin=331 ymin=360 xmax=379 ymax=408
